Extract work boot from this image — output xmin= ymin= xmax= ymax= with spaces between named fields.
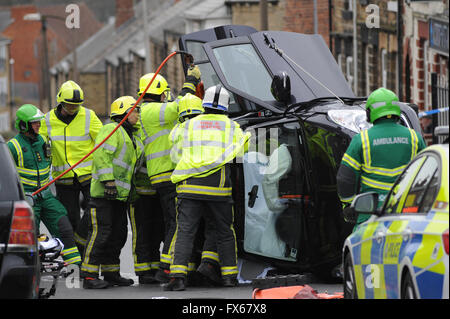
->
xmin=139 ymin=274 xmax=157 ymax=284
xmin=83 ymin=277 xmax=109 ymax=289
xmin=154 ymin=269 xmax=170 ymax=283
xmin=164 ymin=277 xmax=186 ymax=291
xmin=197 ymin=262 xmax=222 ymax=286
xmin=103 ymin=273 xmax=134 ymax=287
xmin=222 ymin=276 xmax=239 ymax=287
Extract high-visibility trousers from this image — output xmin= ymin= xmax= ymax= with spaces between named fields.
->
xmin=81 ymin=198 xmax=128 ymax=277
xmin=156 ymin=184 xmax=178 ymax=271
xmin=170 ymin=198 xmax=238 ymax=279
xmin=128 ymin=194 xmax=164 ymax=276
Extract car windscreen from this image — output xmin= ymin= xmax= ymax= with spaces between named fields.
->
xmin=212 ymin=44 xmax=274 ymax=102
xmin=0 ymin=142 xmax=22 ymax=201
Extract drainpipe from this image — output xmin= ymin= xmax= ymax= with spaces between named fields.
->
xmin=397 ymin=0 xmax=403 ymax=99
xmin=353 ymin=0 xmax=358 ymax=95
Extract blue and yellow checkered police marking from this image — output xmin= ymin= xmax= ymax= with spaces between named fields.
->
xmin=348 ymin=211 xmax=448 ymax=299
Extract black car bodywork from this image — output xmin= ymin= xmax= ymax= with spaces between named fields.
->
xmin=0 ymin=135 xmax=39 ymax=299
xmin=179 ymin=25 xmax=423 ymax=278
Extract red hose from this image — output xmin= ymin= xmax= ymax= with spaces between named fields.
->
xmin=32 ymin=51 xmax=178 ymax=196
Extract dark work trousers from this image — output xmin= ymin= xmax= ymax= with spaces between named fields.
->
xmin=171 ymin=198 xmax=237 ymax=279
xmin=128 ymin=194 xmax=164 ymax=276
xmin=56 ymin=179 xmax=91 ymax=256
xmin=156 ymin=184 xmax=178 ymax=271
xmin=80 ymin=198 xmax=128 ymax=278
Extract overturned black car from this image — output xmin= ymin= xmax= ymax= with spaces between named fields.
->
xmin=178 ymin=25 xmax=423 ymax=279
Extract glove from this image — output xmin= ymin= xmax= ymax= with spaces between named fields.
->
xmin=104 ymin=181 xmax=118 ymax=199
xmin=187 ymin=65 xmax=201 ymax=80
xmin=185 ymin=65 xmax=201 ymax=87
xmin=342 ymin=206 xmax=357 ymax=224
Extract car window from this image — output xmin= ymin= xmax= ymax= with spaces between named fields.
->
xmin=0 ymin=142 xmax=22 ymax=200
xmin=197 ymin=62 xmax=241 ymax=113
xmin=212 ymin=44 xmax=274 ymax=102
xmin=402 ymin=155 xmax=440 ymax=213
xmin=185 ymin=40 xmax=208 ymax=62
xmin=383 ymin=156 xmax=426 ymax=214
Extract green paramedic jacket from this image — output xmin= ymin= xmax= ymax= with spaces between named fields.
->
xmin=7 ymin=133 xmax=52 ymax=196
xmin=169 ymin=113 xmax=251 ymax=201
xmin=338 ymin=118 xmax=426 ymax=224
xmin=90 ymin=123 xmax=143 ymax=201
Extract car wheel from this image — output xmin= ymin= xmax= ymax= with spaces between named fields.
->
xmin=343 ymin=253 xmax=357 ymax=299
xmin=401 ymin=271 xmax=417 ymax=299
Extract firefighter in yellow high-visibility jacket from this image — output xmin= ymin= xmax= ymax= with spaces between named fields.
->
xmin=138 ymin=67 xmax=201 ymax=283
xmin=164 ymin=85 xmax=251 ymax=291
xmin=40 ymin=81 xmax=103 ymax=256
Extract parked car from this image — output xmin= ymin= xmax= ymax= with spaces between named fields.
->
xmin=178 ymin=25 xmax=424 ymax=279
xmin=0 ymin=134 xmax=40 ymax=299
xmin=342 ymin=128 xmax=449 ymax=298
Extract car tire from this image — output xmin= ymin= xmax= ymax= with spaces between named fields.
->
xmin=401 ymin=271 xmax=417 ymax=299
xmin=343 ymin=253 xmax=357 ymax=299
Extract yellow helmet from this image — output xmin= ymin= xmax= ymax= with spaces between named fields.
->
xmin=110 ymin=96 xmax=138 ymax=119
xmin=138 ymin=73 xmax=169 ymax=96
xmin=57 ymin=80 xmax=84 ymax=104
xmin=178 ymin=93 xmax=204 ymax=120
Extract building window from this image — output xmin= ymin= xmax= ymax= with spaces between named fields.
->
xmin=381 ymin=49 xmax=387 ymax=88
xmin=0 ymin=45 xmax=6 ymax=73
xmin=344 ymin=0 xmax=353 ymax=11
xmin=346 ymin=56 xmax=354 ymax=89
xmin=338 ymin=53 xmax=345 ymax=75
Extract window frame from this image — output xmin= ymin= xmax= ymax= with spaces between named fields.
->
xmin=381 ymin=151 xmax=442 ymax=215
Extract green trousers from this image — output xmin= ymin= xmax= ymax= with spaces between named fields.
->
xmin=33 ymin=193 xmax=82 ymax=265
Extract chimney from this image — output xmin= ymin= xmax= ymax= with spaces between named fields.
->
xmin=115 ymin=0 xmax=134 ymax=28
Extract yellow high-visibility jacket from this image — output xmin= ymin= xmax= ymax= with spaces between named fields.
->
xmin=40 ymin=106 xmax=103 ymax=183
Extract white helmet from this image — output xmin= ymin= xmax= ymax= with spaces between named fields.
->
xmin=202 ymin=85 xmax=230 ymax=112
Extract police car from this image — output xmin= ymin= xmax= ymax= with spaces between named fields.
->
xmin=342 ymin=128 xmax=449 ymax=299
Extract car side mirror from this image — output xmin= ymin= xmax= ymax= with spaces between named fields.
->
xmin=271 ymin=71 xmax=291 ymax=104
xmin=352 ymin=192 xmax=379 ymax=214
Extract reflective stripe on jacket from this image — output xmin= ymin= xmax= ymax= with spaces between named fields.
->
xmin=139 ymin=101 xmax=178 ymax=187
xmin=7 ymin=134 xmax=51 ymax=194
xmin=39 ymin=106 xmax=102 ymax=181
xmin=169 ymin=113 xmax=251 ymax=185
xmin=339 ymin=118 xmax=426 ymax=206
xmin=90 ymin=123 xmax=142 ymax=201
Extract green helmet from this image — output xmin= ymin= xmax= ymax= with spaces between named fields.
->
xmin=15 ymin=104 xmax=44 ymax=132
xmin=366 ymin=88 xmax=401 ymax=123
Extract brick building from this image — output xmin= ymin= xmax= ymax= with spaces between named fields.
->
xmin=403 ymin=0 xmax=448 ymax=143
xmin=330 ymin=0 xmax=399 ymax=97
xmin=227 ymin=0 xmax=330 ymax=44
xmin=0 ymin=3 xmax=102 ymax=115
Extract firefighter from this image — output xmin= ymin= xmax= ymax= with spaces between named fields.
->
xmin=39 ymin=80 xmax=103 ymax=256
xmin=8 ymin=104 xmax=82 ymax=266
xmin=138 ymin=67 xmax=201 ymax=283
xmin=164 ymin=85 xmax=251 ymax=291
xmin=169 ymin=93 xmax=223 ymax=287
xmin=337 ymin=87 xmax=426 ymax=228
xmin=81 ymin=96 xmax=142 ymax=289
xmin=129 ymin=121 xmax=164 ymax=284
